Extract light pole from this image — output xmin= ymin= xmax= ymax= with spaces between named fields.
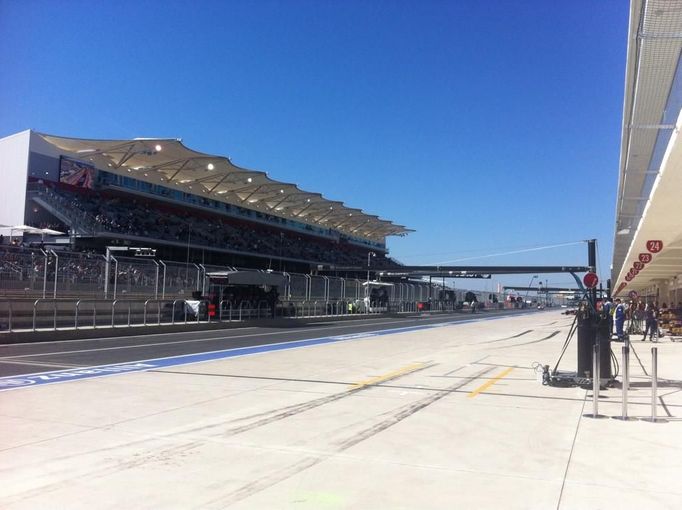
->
xmin=366 ymin=251 xmax=376 ymax=297
xmin=525 ymin=275 xmax=538 ymax=306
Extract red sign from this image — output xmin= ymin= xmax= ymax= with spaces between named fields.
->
xmin=583 ymin=272 xmax=599 ymax=289
xmin=647 ymin=240 xmax=663 ymax=253
xmin=639 ymin=253 xmax=652 ymax=264
xmin=628 ymin=290 xmax=639 ymax=300
xmin=633 ymin=261 xmax=644 ymax=270
xmin=631 ymin=268 xmax=639 ymax=275
xmin=617 ymin=282 xmax=627 ymax=292
xmin=625 ymin=274 xmax=633 ymax=282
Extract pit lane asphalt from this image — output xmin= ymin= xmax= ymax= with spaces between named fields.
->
xmin=0 ymin=309 xmax=536 ymax=377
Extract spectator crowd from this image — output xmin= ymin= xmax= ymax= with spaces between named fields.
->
xmin=36 ymin=184 xmax=399 ymax=268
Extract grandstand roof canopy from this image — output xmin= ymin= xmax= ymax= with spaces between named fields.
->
xmin=37 ymin=132 xmax=413 ymax=241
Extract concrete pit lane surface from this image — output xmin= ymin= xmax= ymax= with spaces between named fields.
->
xmin=1 ymin=310 xmax=681 ymax=509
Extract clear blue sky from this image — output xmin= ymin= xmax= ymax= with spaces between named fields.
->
xmin=0 ymin=0 xmax=628 ymax=291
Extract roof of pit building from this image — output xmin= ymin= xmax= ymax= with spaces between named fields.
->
xmin=612 ymin=0 xmax=682 ymax=293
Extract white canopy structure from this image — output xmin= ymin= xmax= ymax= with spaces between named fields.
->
xmin=612 ymin=0 xmax=682 ymax=298
xmin=37 ymin=132 xmax=413 ymax=242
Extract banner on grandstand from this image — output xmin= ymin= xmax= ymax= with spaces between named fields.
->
xmin=59 ymin=156 xmax=96 ymax=189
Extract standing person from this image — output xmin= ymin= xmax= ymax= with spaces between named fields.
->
xmin=603 ymin=298 xmax=614 ymax=337
xmin=614 ymin=298 xmax=626 ymax=341
xmin=636 ymin=300 xmax=646 ymax=333
xmin=642 ymin=302 xmax=658 ymax=341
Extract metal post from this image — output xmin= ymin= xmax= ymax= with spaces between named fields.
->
xmin=104 ymin=247 xmax=111 ymax=299
xmin=111 ymin=300 xmax=118 ymax=328
xmin=185 ymin=225 xmax=192 ymax=284
xmin=199 ymin=264 xmax=207 ymax=296
xmin=650 ymin=347 xmax=660 ymax=422
xmin=153 ymin=260 xmax=160 ymax=299
xmin=41 ymin=249 xmax=48 ymax=298
xmin=32 ymin=299 xmax=40 ymax=331
xmin=366 ymin=251 xmax=375 ymax=296
xmin=160 ymin=260 xmax=167 ymax=299
xmin=75 ymin=300 xmax=80 ymax=329
xmin=51 ymin=250 xmax=59 ymax=299
xmin=194 ymin=264 xmax=201 ymax=292
xmin=112 ymin=256 xmax=118 ymax=300
xmin=615 ymin=344 xmax=630 ymax=420
xmin=283 ymin=272 xmax=291 ymax=300
xmin=585 ymin=343 xmax=604 ymax=418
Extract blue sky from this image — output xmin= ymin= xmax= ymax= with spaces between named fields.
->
xmin=0 ymin=0 xmax=628 ymax=290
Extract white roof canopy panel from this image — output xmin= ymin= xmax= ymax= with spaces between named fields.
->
xmin=613 ymin=0 xmax=682 ymax=280
xmin=37 ymin=133 xmax=413 ymax=240
xmin=613 ymin=107 xmax=682 ymax=295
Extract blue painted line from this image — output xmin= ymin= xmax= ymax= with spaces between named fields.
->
xmin=0 ymin=311 xmax=533 ymax=392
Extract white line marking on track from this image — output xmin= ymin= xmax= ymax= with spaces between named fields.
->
xmin=0 ymin=326 xmax=260 ymax=347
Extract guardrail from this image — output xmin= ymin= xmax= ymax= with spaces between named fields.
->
xmin=0 ymin=297 xmax=500 ymax=334
xmin=0 ymin=298 xmax=206 ymax=333
xmin=0 ymin=298 xmax=358 ymax=332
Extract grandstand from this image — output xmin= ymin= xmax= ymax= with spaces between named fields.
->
xmin=0 ymin=130 xmax=410 ymax=273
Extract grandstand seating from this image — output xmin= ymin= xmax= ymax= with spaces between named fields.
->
xmin=31 ymin=183 xmax=400 ymax=268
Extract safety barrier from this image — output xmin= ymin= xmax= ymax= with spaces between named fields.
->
xmin=1 ymin=247 xmax=441 ymax=302
xmin=0 ymin=298 xmax=210 ymax=332
xmin=0 ymin=296 xmax=495 ymax=333
xmin=2 ymin=248 xmax=510 ymax=314
xmin=274 ymin=299 xmax=396 ymax=319
xmin=0 ymin=284 xmax=507 ymax=334
xmin=589 ymin=342 xmax=667 ymax=423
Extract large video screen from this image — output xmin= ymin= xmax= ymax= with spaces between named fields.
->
xmin=59 ymin=156 xmax=96 ymax=189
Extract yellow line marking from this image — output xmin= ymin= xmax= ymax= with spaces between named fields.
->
xmin=467 ymin=367 xmax=514 ymax=398
xmin=350 ymin=362 xmax=426 ymax=389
